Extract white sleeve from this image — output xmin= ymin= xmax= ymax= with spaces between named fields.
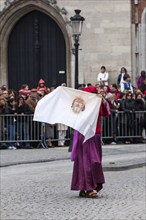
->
xmin=97 ymin=73 xmax=101 ymax=83
xmin=120 ymin=83 xmax=124 ymax=92
xmin=130 ymin=84 xmax=133 ymax=93
xmin=103 ymin=72 xmax=109 ymax=82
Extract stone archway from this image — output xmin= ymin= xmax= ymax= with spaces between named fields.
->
xmin=141 ymin=7 xmax=146 ymax=71
xmin=0 ymin=0 xmax=72 ymax=87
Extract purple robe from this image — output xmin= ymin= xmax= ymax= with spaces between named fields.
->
xmin=71 ymin=130 xmax=105 ymax=192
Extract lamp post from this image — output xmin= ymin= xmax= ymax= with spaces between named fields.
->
xmin=70 ymin=10 xmax=85 ymax=89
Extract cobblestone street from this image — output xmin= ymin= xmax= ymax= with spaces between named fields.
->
xmin=1 ymin=160 xmax=145 ymax=220
xmin=0 ymin=0 xmax=146 ymax=219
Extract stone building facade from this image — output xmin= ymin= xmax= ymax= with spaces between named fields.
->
xmin=131 ymin=0 xmax=146 ymax=82
xmin=0 ymin=0 xmax=145 ymax=89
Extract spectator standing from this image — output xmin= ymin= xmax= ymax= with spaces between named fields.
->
xmin=57 ymin=83 xmax=68 ymax=147
xmin=134 ymin=93 xmax=145 ymax=143
xmin=16 ymin=96 xmax=32 ymax=148
xmin=37 ymin=88 xmax=46 ymax=99
xmin=114 ymin=92 xmax=127 ymax=143
xmin=57 ymin=123 xmax=68 ymax=146
xmin=116 ymin=92 xmax=126 ymax=111
xmin=137 ymin=70 xmax=146 ymax=89
xmin=19 ymin=84 xmax=31 ymax=100
xmin=117 ymin=67 xmax=127 ymax=85
xmin=121 ymin=92 xmax=135 ymax=143
xmin=25 ymin=88 xmax=39 ymax=113
xmin=110 ymin=84 xmax=121 ymax=100
xmin=140 ymin=77 xmax=146 ymax=95
xmin=25 ymin=89 xmax=39 ymax=147
xmin=97 ymin=66 xmax=109 ymax=86
xmin=122 ymin=92 xmax=135 ymax=113
xmin=120 ymin=74 xmax=133 ymax=93
xmin=0 ymin=97 xmax=7 ymax=148
xmin=8 ymin=89 xmax=18 ymax=102
xmin=44 ymin=87 xmax=55 ymax=147
xmin=37 ymin=87 xmax=52 ymax=148
xmin=103 ymin=85 xmax=110 ymax=98
xmin=1 ymin=85 xmax=8 ymax=93
xmin=5 ymin=98 xmax=17 ymax=149
xmin=2 ymin=90 xmax=9 ymax=102
xmin=37 ymin=79 xmax=48 ymax=95
xmin=45 ymin=124 xmax=55 ymax=147
xmin=106 ymin=93 xmax=120 ymax=140
xmin=135 ymin=88 xmax=143 ymax=96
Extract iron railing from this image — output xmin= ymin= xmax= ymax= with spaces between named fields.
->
xmin=102 ymin=111 xmax=146 ymax=143
xmin=0 ymin=111 xmax=146 ymax=147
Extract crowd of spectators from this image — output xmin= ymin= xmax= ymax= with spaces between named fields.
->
xmin=0 ymin=67 xmax=146 ymax=149
xmin=82 ymin=67 xmax=146 ymax=144
xmin=0 ymin=80 xmax=70 ymax=149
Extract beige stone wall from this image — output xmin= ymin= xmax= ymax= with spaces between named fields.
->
xmin=0 ymin=0 xmax=131 ymax=87
xmin=57 ymin=0 xmax=131 ymax=85
xmin=131 ymin=1 xmax=146 ymax=86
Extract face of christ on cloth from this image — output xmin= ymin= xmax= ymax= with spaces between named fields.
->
xmin=71 ymin=97 xmax=85 ymax=114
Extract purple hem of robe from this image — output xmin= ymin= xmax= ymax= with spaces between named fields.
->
xmin=71 ymin=130 xmax=105 ymax=191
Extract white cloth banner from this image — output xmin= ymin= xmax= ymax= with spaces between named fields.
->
xmin=33 ymin=86 xmax=101 ymax=142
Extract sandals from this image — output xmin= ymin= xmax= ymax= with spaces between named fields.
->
xmin=86 ymin=191 xmax=98 ymax=198
xmin=79 ymin=190 xmax=97 ymax=198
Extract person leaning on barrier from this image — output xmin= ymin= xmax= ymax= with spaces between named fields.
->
xmin=25 ymin=88 xmax=39 ymax=113
xmin=16 ymin=96 xmax=33 ymax=149
xmin=25 ymin=89 xmax=40 ymax=147
xmin=134 ymin=93 xmax=145 ymax=111
xmin=122 ymin=91 xmax=135 ymax=112
xmin=133 ymin=93 xmax=145 ymax=143
xmin=106 ymin=93 xmax=120 ymax=140
xmin=5 ymin=98 xmax=17 ymax=150
xmin=116 ymin=92 xmax=126 ymax=111
xmin=0 ymin=97 xmax=7 ymax=148
xmin=0 ymin=97 xmax=7 ymax=113
xmin=121 ymin=91 xmax=135 ymax=143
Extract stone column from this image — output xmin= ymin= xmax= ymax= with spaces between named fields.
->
xmin=141 ymin=8 xmax=146 ymax=71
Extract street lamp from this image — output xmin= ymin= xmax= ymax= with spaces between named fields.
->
xmin=70 ymin=10 xmax=85 ymax=89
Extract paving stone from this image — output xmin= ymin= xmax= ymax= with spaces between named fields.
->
xmin=1 ymin=161 xmax=145 ymax=220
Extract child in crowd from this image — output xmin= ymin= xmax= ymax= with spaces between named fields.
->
xmin=19 ymin=84 xmax=31 ymax=100
xmin=37 ymin=79 xmax=48 ymax=94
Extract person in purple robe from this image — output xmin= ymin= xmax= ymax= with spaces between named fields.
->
xmin=70 ymin=85 xmax=110 ymax=198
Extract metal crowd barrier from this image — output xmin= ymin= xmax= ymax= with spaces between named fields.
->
xmin=0 ymin=111 xmax=146 ymax=147
xmin=102 ymin=111 xmax=146 ymax=143
xmin=0 ymin=114 xmax=71 ymax=147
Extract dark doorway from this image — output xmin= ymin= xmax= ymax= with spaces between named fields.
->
xmin=8 ymin=10 xmax=66 ymax=91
